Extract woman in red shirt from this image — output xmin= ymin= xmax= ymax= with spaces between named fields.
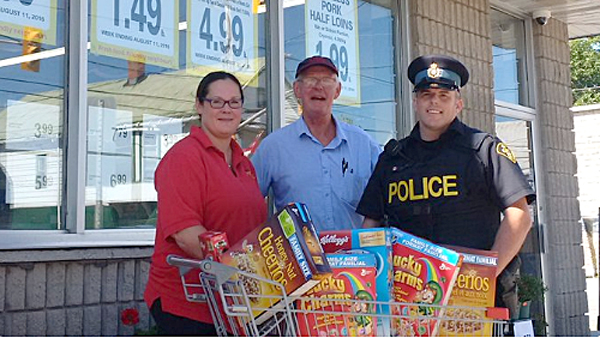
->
xmin=145 ymin=71 xmax=267 ymax=336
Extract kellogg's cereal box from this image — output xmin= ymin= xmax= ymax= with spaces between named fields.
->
xmin=297 ymin=252 xmax=378 ymax=337
xmin=319 ymin=228 xmax=393 ymax=336
xmin=390 ymin=228 xmax=462 ymax=337
xmin=439 ymin=246 xmax=498 ymax=336
xmin=221 ymin=202 xmax=331 ymax=321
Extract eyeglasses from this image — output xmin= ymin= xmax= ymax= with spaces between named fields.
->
xmin=203 ymin=97 xmax=244 ymax=109
xmin=300 ymin=77 xmax=338 ymax=88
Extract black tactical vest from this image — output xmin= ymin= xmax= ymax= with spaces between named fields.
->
xmin=381 ymin=132 xmax=501 ymax=250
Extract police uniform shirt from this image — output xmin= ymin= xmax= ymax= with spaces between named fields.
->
xmin=356 ymin=118 xmax=536 ymax=249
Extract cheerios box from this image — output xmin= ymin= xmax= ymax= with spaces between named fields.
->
xmin=319 ymin=228 xmax=393 ymax=336
xmin=221 ymin=202 xmax=331 ymax=321
xmin=296 ymin=252 xmax=378 ymax=337
xmin=438 ymin=246 xmax=498 ymax=337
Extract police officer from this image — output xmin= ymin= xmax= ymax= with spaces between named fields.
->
xmin=356 ymin=54 xmax=536 ymax=317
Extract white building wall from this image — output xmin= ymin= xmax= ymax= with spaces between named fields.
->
xmin=573 ymin=107 xmax=600 ymax=219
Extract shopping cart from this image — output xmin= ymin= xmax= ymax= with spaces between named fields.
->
xmin=167 ymin=255 xmax=509 ymax=337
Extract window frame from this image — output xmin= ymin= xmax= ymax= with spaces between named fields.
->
xmin=1 ymin=0 xmax=406 ymax=249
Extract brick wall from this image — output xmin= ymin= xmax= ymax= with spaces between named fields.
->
xmin=0 ymin=248 xmax=153 ymax=336
xmin=409 ymin=0 xmax=495 ymax=133
xmin=532 ymin=19 xmax=590 ymax=336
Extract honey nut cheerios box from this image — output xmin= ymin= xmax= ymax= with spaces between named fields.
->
xmin=296 ymin=252 xmax=378 ymax=337
xmin=438 ymin=246 xmax=498 ymax=337
xmin=390 ymin=228 xmax=463 ymax=337
xmin=220 ymin=202 xmax=332 ymax=322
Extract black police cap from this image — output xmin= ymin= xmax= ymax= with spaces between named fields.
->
xmin=407 ymin=54 xmax=469 ymax=91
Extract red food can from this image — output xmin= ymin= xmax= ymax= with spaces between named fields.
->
xmin=199 ymin=231 xmax=230 ymax=262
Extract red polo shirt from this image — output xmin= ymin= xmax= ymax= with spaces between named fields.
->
xmin=145 ymin=126 xmax=267 ymax=323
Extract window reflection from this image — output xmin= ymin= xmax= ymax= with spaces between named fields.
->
xmin=491 ymin=9 xmax=529 ymax=106
xmin=0 ymin=0 xmax=67 ymax=230
xmin=495 ymin=115 xmax=541 ymax=276
xmin=283 ymin=0 xmax=397 ymax=145
xmin=86 ymin=0 xmax=266 ymax=229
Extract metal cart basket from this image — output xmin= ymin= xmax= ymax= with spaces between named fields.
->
xmin=167 ymin=255 xmax=509 ymax=337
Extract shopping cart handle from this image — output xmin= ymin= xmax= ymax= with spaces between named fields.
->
xmin=166 ymin=255 xmax=238 ymax=285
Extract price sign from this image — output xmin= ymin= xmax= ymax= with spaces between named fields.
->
xmin=87 ymin=106 xmax=133 ymax=156
xmin=187 ymin=0 xmax=259 ymax=84
xmin=160 ymin=133 xmax=187 ymax=157
xmin=6 ymin=100 xmax=60 ymax=151
xmin=305 ymin=0 xmax=360 ymax=106
xmin=91 ymin=0 xmax=179 ymax=69
xmin=35 ymin=154 xmax=53 ymax=190
xmin=0 ymin=0 xmax=58 ymax=45
xmin=5 ymin=151 xmax=60 ymax=207
xmin=86 ymin=154 xmax=133 ymax=202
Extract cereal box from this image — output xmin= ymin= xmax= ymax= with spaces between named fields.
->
xmin=319 ymin=228 xmax=393 ymax=336
xmin=296 ymin=252 xmax=378 ymax=337
xmin=199 ymin=231 xmax=229 ymax=262
xmin=390 ymin=228 xmax=463 ymax=337
xmin=220 ymin=202 xmax=332 ymax=321
xmin=438 ymin=246 xmax=498 ymax=336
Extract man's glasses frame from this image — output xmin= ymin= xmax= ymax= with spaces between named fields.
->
xmin=299 ymin=77 xmax=338 ymax=88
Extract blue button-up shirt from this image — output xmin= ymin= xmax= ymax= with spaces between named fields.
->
xmin=252 ymin=116 xmax=381 ymax=231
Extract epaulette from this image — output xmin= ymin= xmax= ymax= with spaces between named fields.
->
xmin=455 ymin=128 xmax=493 ymax=152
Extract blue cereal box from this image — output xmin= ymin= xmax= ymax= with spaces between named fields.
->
xmin=297 ymin=252 xmax=378 ymax=336
xmin=319 ymin=228 xmax=393 ymax=336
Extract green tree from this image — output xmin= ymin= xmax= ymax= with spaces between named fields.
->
xmin=570 ymin=35 xmax=600 ymax=106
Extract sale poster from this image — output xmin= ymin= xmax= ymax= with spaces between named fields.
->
xmin=186 ymin=0 xmax=260 ymax=85
xmin=305 ymin=0 xmax=361 ymax=106
xmin=90 ymin=0 xmax=180 ymax=69
xmin=0 ymin=0 xmax=58 ymax=45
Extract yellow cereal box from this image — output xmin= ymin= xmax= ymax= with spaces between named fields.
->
xmin=221 ymin=202 xmax=332 ymax=322
xmin=438 ymin=246 xmax=498 ymax=336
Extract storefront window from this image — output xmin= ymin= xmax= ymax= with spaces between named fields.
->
xmin=491 ymin=9 xmax=530 ymax=106
xmin=496 ymin=114 xmax=542 ymax=276
xmin=86 ymin=0 xmax=266 ymax=229
xmin=283 ymin=0 xmax=397 ymax=145
xmin=0 ymin=0 xmax=67 ymax=230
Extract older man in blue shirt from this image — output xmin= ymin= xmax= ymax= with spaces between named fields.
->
xmin=252 ymin=56 xmax=381 ymax=231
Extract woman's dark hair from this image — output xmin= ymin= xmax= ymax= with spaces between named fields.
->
xmin=196 ymin=71 xmax=244 ymax=103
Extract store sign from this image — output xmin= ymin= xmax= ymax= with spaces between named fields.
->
xmin=91 ymin=0 xmax=179 ymax=69
xmin=6 ymin=100 xmax=60 ymax=151
xmin=4 ymin=151 xmax=60 ymax=208
xmin=0 ymin=0 xmax=58 ymax=45
xmin=187 ymin=0 xmax=260 ymax=85
xmin=87 ymin=106 xmax=134 ymax=202
xmin=305 ymin=0 xmax=361 ymax=105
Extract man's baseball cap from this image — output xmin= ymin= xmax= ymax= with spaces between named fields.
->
xmin=295 ymin=56 xmax=339 ymax=78
xmin=407 ymin=54 xmax=469 ymax=91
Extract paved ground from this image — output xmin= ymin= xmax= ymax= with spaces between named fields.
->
xmin=582 ymin=230 xmax=599 ymax=335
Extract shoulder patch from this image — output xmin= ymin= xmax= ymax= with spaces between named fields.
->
xmin=496 ymin=142 xmax=517 ymax=163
